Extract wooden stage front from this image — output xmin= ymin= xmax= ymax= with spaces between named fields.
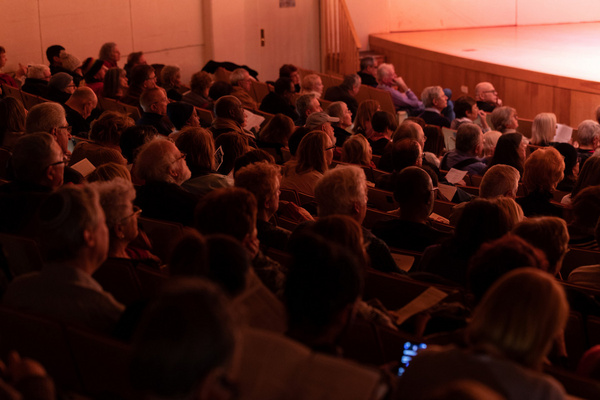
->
xmin=369 ymin=23 xmax=600 ymax=127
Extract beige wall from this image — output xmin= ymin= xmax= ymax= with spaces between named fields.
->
xmin=346 ymin=0 xmax=600 ymax=51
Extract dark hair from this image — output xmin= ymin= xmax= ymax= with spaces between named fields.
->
xmin=194 ymin=187 xmax=257 ymax=242
xmin=274 ymin=77 xmax=294 ymax=96
xmin=89 ymin=111 xmax=134 ymax=146
xmin=468 ymin=234 xmax=548 ymax=304
xmin=46 ymin=45 xmax=64 ymax=64
xmin=279 ymin=64 xmax=298 ymax=78
xmin=423 ymin=125 xmax=445 ymax=157
xmin=552 ymin=143 xmax=578 ymax=178
xmin=233 ymin=149 xmax=275 ymax=175
xmin=129 ymin=64 xmax=155 ymax=90
xmin=120 ymin=125 xmax=158 ymax=163
xmin=453 ymin=96 xmax=477 ymax=119
xmin=287 ymin=127 xmax=311 ymax=156
xmin=455 ymin=123 xmax=482 ymax=154
xmin=208 ymin=81 xmax=233 ymax=101
xmin=0 ymin=97 xmax=26 ymax=141
xmin=130 ymin=278 xmax=235 ymax=398
xmin=392 ymin=166 xmax=432 ymax=208
xmin=214 ymin=132 xmax=248 ymax=175
xmin=83 ymin=59 xmax=104 ymax=83
xmin=103 ymin=67 xmax=126 ymax=99
xmin=169 ymin=232 xmax=249 ymax=297
xmin=489 ymin=133 xmax=524 ymax=175
xmin=285 ymin=233 xmax=363 ymax=333
xmin=571 ymin=156 xmax=600 ymax=198
xmin=391 ymin=138 xmax=421 ymax=172
xmin=371 ymin=111 xmax=397 ymax=133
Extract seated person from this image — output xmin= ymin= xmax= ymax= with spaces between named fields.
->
xmin=440 ymin=123 xmax=487 ymax=176
xmin=376 ymin=63 xmax=423 ymax=115
xmin=342 ymin=134 xmax=375 ymax=169
xmin=567 ymin=186 xmax=600 ymax=250
xmin=122 ymin=64 xmax=156 ymax=107
xmin=21 ymin=64 xmax=50 ymax=97
xmin=296 ymin=93 xmax=323 ymax=126
xmin=260 ymin=77 xmax=299 ymax=122
xmin=490 ymin=106 xmax=519 ymax=134
xmin=323 ymin=74 xmax=360 ymax=118
xmin=575 ymin=120 xmax=600 ymax=168
xmin=299 ymin=74 xmax=324 ymax=98
xmin=69 ymin=110 xmax=132 ymax=168
xmin=133 ymin=137 xmax=196 ymax=225
xmin=160 ymin=65 xmax=184 ymax=101
xmin=209 ymin=95 xmax=255 ymax=146
xmin=102 ymin=67 xmax=129 ymax=101
xmin=235 ymin=161 xmax=290 ymax=252
xmin=182 ymin=71 xmax=213 ymax=110
xmin=327 ymin=101 xmax=353 ymax=147
xmin=281 ymin=131 xmax=332 ymax=196
xmin=368 ymin=111 xmax=397 ymax=156
xmin=136 ymin=87 xmax=175 ymax=136
xmin=63 ymin=86 xmax=98 ymax=137
xmin=451 ymin=96 xmax=490 ymax=132
xmin=3 ymin=185 xmax=125 ymax=333
xmin=47 ymin=72 xmax=76 ymax=104
xmin=166 ymin=102 xmax=200 ymax=137
xmin=474 ymin=81 xmax=502 ymax=113
xmin=0 ymin=96 xmax=26 ymax=149
xmin=230 ymin=68 xmax=258 ymax=110
xmin=531 ymin=112 xmax=557 ymax=146
xmin=357 ymin=56 xmax=378 ymax=87
xmin=372 ymin=166 xmax=451 ymax=252
xmin=418 ymin=86 xmax=450 ymax=128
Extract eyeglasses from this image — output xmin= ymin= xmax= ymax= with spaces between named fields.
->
xmin=482 ymin=90 xmax=497 ymax=95
xmin=58 ymin=125 xmax=72 ymax=134
xmin=145 ymin=75 xmax=157 ymax=81
xmin=120 ymin=205 xmax=142 ymax=222
xmin=47 ymin=159 xmax=67 ymax=168
xmin=325 ymin=145 xmax=336 ymax=151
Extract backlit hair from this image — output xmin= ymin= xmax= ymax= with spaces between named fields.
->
xmin=354 ymin=100 xmax=380 ymax=134
xmin=467 ymin=268 xmax=569 ymax=369
xmin=235 ymin=161 xmax=280 ymax=213
xmin=522 ymin=147 xmax=564 ymax=192
xmin=258 ymin=113 xmax=295 ymax=145
xmin=295 ymin=130 xmax=329 ymax=174
xmin=25 ymin=102 xmax=65 ymax=133
xmin=512 ymin=217 xmax=569 ymax=275
xmin=577 ymin=119 xmax=600 ymax=146
xmin=490 ymin=106 xmax=517 ymax=133
xmin=420 ymin=86 xmax=444 ymax=108
xmin=342 ymin=134 xmax=371 ymax=166
xmin=92 ymin=177 xmax=136 ymax=231
xmin=89 ymin=111 xmax=134 ymax=146
xmin=175 ymin=127 xmax=215 ymax=172
xmin=314 ymin=165 xmax=366 ymax=217
xmin=479 ymin=164 xmax=520 ymax=198
xmin=135 ymin=136 xmax=179 ymax=183
xmin=301 ymin=74 xmax=322 ymax=93
xmin=531 ymin=112 xmax=557 ymax=146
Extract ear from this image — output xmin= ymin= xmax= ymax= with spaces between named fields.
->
xmin=168 ymin=165 xmax=178 ymax=179
xmin=113 ymin=223 xmax=125 ymax=240
xmin=83 ymin=228 xmax=96 ymax=249
xmin=194 ymin=367 xmax=232 ymax=400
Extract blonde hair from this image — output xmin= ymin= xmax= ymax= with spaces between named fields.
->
xmin=467 ymin=268 xmax=569 ymax=369
xmin=493 ymin=197 xmax=524 ymax=228
xmin=531 ymin=113 xmax=556 ymax=146
xmin=342 ymin=134 xmax=371 ymax=166
xmin=522 ymin=147 xmax=564 ymax=192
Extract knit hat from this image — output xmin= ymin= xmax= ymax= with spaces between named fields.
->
xmin=305 ymin=112 xmax=339 ymax=130
xmin=49 ymin=72 xmax=73 ymax=91
xmin=167 ymin=102 xmax=195 ymax=130
xmin=60 ymin=53 xmax=81 ymax=72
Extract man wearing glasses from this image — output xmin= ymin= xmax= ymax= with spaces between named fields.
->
xmin=475 ymin=82 xmax=503 ymax=113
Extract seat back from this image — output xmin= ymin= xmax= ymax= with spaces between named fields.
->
xmin=138 ymin=217 xmax=185 ymax=262
xmin=367 ymin=186 xmax=398 ymax=212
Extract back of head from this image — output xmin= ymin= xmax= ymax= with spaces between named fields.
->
xmin=208 ymin=81 xmax=233 ymax=101
xmin=190 ymin=71 xmax=213 ymax=94
xmin=572 ymin=156 xmax=600 ymax=198
xmin=301 ymin=74 xmax=321 ymax=92
xmin=512 ymin=217 xmax=569 ymax=275
xmin=89 ymin=110 xmax=134 ymax=145
xmin=135 ymin=136 xmax=177 ymax=182
xmin=341 ymin=74 xmax=360 ymax=91
xmin=169 ymin=232 xmax=249 ymax=297
xmin=130 ymin=278 xmax=235 ymax=399
xmin=359 ymin=57 xmax=374 ymax=71
xmin=26 ymin=102 xmax=65 ymax=133
xmin=455 ymin=123 xmax=482 ymax=154
xmin=160 ymin=65 xmax=180 ymax=87
xmin=314 ymin=165 xmax=366 ymax=217
xmin=392 ymin=166 xmax=432 ymax=210
xmin=288 ymin=126 xmax=311 ymax=156
xmin=11 ymin=132 xmax=57 ymax=183
xmin=214 ymin=95 xmax=240 ymax=119
xmin=48 ymin=72 xmax=73 ymax=91
xmin=36 ymin=185 xmax=102 ymax=262
xmin=235 ymin=161 xmax=280 ymax=212
xmin=466 ymin=268 xmax=568 ymax=369
xmin=69 ymin=86 xmax=96 ymax=104
xmin=371 ymin=111 xmax=397 ymax=133
xmin=258 ymin=113 xmax=295 ymax=144
xmin=214 ymin=132 xmax=248 ymax=175
xmin=296 ymin=93 xmax=317 ymax=117
xmin=98 ymin=42 xmax=116 ymax=61
xmin=482 ymin=130 xmax=502 ymax=157
xmin=46 ymin=45 xmax=64 ymax=64
xmin=139 ymin=87 xmax=165 ymax=112
xmin=479 ymin=164 xmax=520 ymax=198
xmin=0 ymin=96 xmax=26 ymax=136
xmin=175 ymin=127 xmax=215 ymax=172
xmin=27 ymin=64 xmax=50 ymax=80
xmin=571 ymin=185 xmax=600 ymax=228
xmin=577 ymin=119 xmax=600 ymax=147
xmin=285 ymin=232 xmax=363 ymax=333
xmin=167 ymin=102 xmax=194 ymax=130
xmin=295 ymin=130 xmax=328 ymax=174
xmin=194 ymin=187 xmax=257 ymax=242
xmin=468 ymin=234 xmax=548 ymax=304
xmin=522 ymin=146 xmax=564 ymax=192
xmin=490 ymin=132 xmax=524 ymax=173
xmin=120 ymin=125 xmax=158 ymax=164
xmin=391 ymin=138 xmax=422 ymax=172
xmin=453 ymin=96 xmax=476 ymax=119
xmin=531 ymin=112 xmax=557 ymax=145
xmin=86 ymin=162 xmax=131 ymax=183
xmin=392 ymin=120 xmax=423 ymax=145
xmin=553 ymin=142 xmax=578 ymax=178
xmin=420 ymin=86 xmax=443 ymax=108
xmin=279 ymin=64 xmax=297 ymax=78
xmin=233 ymin=149 xmax=275 ymax=175
xmin=129 ymin=64 xmax=155 ymax=89
xmin=354 ymin=100 xmax=380 ymax=132
xmin=326 ymin=101 xmax=346 ymax=121
xmin=274 ymin=77 xmax=293 ymax=96
xmin=490 ymin=106 xmax=515 ymax=133
xmin=341 ymin=134 xmax=371 ymax=165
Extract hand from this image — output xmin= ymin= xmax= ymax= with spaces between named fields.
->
xmin=496 ymin=98 xmax=503 ymax=106
xmin=395 ymin=76 xmax=408 ymax=92
xmin=4 ymin=351 xmax=47 ymax=383
xmin=16 ymin=63 xmax=27 ymax=78
xmin=243 ymin=233 xmax=260 ymax=259
xmin=478 ymin=110 xmax=489 ymax=128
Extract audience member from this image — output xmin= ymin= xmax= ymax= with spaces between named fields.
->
xmin=208 ymin=80 xmax=233 ymax=102
xmin=376 ymin=63 xmax=423 ymax=115
xmin=176 ymin=127 xmax=231 ymax=197
xmin=342 ymin=134 xmax=375 ymax=168
xmin=299 ymin=74 xmax=324 ymax=98
xmin=418 ymin=86 xmax=450 ymax=128
xmin=21 ymin=64 xmax=50 ymax=97
xmin=215 ymin=131 xmax=249 ymax=178
xmin=368 ymin=111 xmax=397 ymax=155
xmin=531 ymin=112 xmax=557 ymax=146
xmin=130 ymin=278 xmax=237 ymax=400
xmin=553 ymin=142 xmax=579 ymax=192
xmin=0 ymin=96 xmax=26 ymax=149
xmin=25 ymin=102 xmax=73 ymax=157
xmin=102 ymin=67 xmax=128 ymax=100
xmin=87 ymin=162 xmax=131 ymax=183
xmin=47 ymin=72 xmax=75 ymax=104
xmin=210 ymin=95 xmax=255 ymax=145
xmin=490 ymin=106 xmax=519 ymax=134
xmin=137 ymin=87 xmax=174 ymax=136
xmin=63 ymin=86 xmax=98 ymax=137
xmin=160 ymin=65 xmax=184 ymax=101
xmin=260 ymin=77 xmax=299 ymax=121
xmin=399 ymin=268 xmax=568 ymax=399
xmin=357 ymin=56 xmax=378 ymax=87
xmin=0 ymin=46 xmax=22 ymax=88
xmin=566 ymin=186 xmax=600 ymax=250
xmin=236 ymin=161 xmax=290 ymax=251
xmin=279 ymin=63 xmax=300 ymax=92
xmin=575 ymin=119 xmax=600 ymax=168
xmin=3 ymin=185 xmax=125 ymax=333
xmin=327 ymin=101 xmax=353 ymax=146
xmin=451 ymin=96 xmax=490 ymax=132
xmin=372 ymin=166 xmax=450 ymax=252
xmin=122 ymin=64 xmax=156 ymax=106
xmin=69 ymin=110 xmax=132 ymax=167
xmin=323 ymin=74 xmax=361 ymax=118
xmin=375 ymin=139 xmax=423 ymax=190
xmin=59 ymin=52 xmax=83 ymax=85
xmin=568 ymin=217 xmax=600 ymax=290
xmin=486 ymin=132 xmax=527 ymax=175
xmin=482 ymin=130 xmax=502 ymax=158
xmin=281 ymin=130 xmax=332 ymax=196
xmin=182 ymin=71 xmax=213 ymax=109
xmin=295 ymin=93 xmax=322 ymax=126
xmin=563 ymin=155 xmax=600 ymax=205
xmin=314 ymin=165 xmax=400 ymax=273
xmin=440 ymin=123 xmax=487 ymax=176
xmin=517 ymin=147 xmax=564 ymax=217
xmin=98 ymin=42 xmax=120 ymax=68
xmin=120 ymin=124 xmax=158 ymax=165
xmin=167 ymin=101 xmax=200 ymax=135
xmin=134 ymin=137 xmax=196 ymax=225
xmin=228 ymin=68 xmax=257 ymax=109
xmin=82 ymin=58 xmax=107 ymax=96
xmin=353 ymin=99 xmax=380 ymax=137
xmin=474 ymin=81 xmax=502 ymax=112
xmin=257 ymin=113 xmax=295 ymax=162
xmin=124 ymin=51 xmax=146 ymax=77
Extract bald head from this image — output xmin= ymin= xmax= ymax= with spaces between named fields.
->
xmin=214 ymin=95 xmax=245 ymax=124
xmin=65 ymin=86 xmax=98 ymax=119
